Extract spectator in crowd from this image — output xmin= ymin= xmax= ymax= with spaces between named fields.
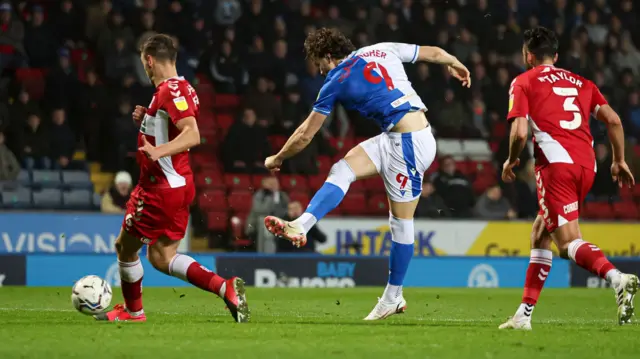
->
xmin=45 ymin=48 xmax=78 ymax=110
xmin=432 ymin=89 xmax=472 ymax=137
xmin=97 ymin=10 xmax=135 ymax=59
xmin=85 ymin=0 xmax=112 ymax=42
xmin=245 ymin=175 xmax=289 ymax=253
xmin=0 ymin=132 xmax=19 ymax=182
xmin=214 ymin=0 xmax=242 ymax=27
xmin=101 ymin=171 xmax=132 ymax=214
xmin=627 ymin=91 xmax=640 ymax=141
xmin=202 ymin=40 xmax=247 ymax=94
xmin=278 ymin=201 xmax=327 ymax=253
xmin=612 ymin=34 xmax=640 ymax=76
xmin=512 ymin=160 xmax=538 ymax=219
xmin=54 ymin=0 xmax=83 ymax=48
xmin=24 ymin=5 xmax=56 ymax=68
xmin=6 ymin=89 xmax=38 ymax=155
xmin=590 ymin=143 xmax=618 ymax=200
xmin=474 ymin=184 xmax=517 ymax=220
xmin=112 ymin=98 xmax=138 ymax=171
xmin=431 ymin=156 xmax=475 ymax=217
xmin=245 ymin=36 xmax=270 ymax=79
xmin=452 ymin=28 xmax=478 ymax=64
xmin=299 ymin=59 xmax=324 ymax=108
xmin=49 ymin=108 xmax=75 ymax=170
xmin=105 ymin=37 xmax=137 ymax=84
xmin=0 ymin=1 xmax=26 ymax=71
xmin=222 ymin=108 xmax=270 ymax=173
xmin=21 ymin=113 xmax=50 ymax=170
xmin=415 ymin=180 xmax=451 ymax=218
xmin=242 ymin=77 xmax=281 ymax=130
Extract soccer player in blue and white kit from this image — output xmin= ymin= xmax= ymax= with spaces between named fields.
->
xmin=263 ymin=28 xmax=471 ymax=320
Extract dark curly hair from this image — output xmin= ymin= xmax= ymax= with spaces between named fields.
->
xmin=523 ymin=26 xmax=558 ymax=60
xmin=304 ymin=28 xmax=356 ymax=61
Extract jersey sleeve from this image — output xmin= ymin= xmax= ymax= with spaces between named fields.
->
xmin=379 ymin=42 xmax=420 ymax=63
xmin=507 ymin=77 xmax=529 ymax=122
xmin=312 ymin=76 xmax=340 ymax=116
xmin=159 ymin=81 xmax=197 ymax=124
xmin=590 ymin=82 xmax=608 ymax=116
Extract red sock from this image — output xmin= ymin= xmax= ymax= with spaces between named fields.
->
xmin=568 ymin=239 xmax=616 ymax=278
xmin=121 ymin=278 xmax=143 ymax=312
xmin=521 ymin=249 xmax=553 ymax=305
xmin=186 ymin=262 xmax=226 ymax=295
xmin=119 ymin=260 xmax=144 ymax=313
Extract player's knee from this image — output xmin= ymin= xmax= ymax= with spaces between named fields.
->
xmin=389 ymin=215 xmax=415 ymax=244
xmin=326 ymin=159 xmax=356 ymax=193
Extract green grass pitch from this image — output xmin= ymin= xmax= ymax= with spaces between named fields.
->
xmin=0 ymin=287 xmax=638 ymax=359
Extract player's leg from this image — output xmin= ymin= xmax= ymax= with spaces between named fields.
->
xmin=551 ymin=220 xmax=638 ymax=324
xmin=364 ymin=128 xmax=436 ymax=320
xmin=265 ymin=139 xmax=380 ymax=245
xmin=94 ymin=228 xmax=147 ymax=322
xmin=500 ymin=215 xmax=552 ymax=330
xmin=147 ymin=237 xmax=249 ymax=323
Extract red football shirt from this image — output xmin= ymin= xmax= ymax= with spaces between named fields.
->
xmin=507 ymin=65 xmax=608 ymax=171
xmin=138 ymin=76 xmax=200 ymax=189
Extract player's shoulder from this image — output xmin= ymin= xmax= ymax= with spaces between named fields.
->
xmin=511 ymin=69 xmax=537 ymax=87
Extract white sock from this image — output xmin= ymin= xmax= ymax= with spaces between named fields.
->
xmin=168 ymin=254 xmax=196 ymax=282
xmin=515 ymin=302 xmax=534 ymax=319
xmin=118 ymin=259 xmax=144 ymax=316
xmin=292 ymin=212 xmax=317 ymax=234
xmin=606 ymin=269 xmax=623 ymax=287
xmin=382 ymin=283 xmax=402 ymax=303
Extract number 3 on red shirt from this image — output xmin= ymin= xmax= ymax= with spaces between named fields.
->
xmin=553 ymin=87 xmax=581 ymax=130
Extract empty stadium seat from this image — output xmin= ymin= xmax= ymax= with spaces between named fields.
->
xmin=62 ymin=190 xmax=93 ymax=210
xmin=32 ymin=170 xmax=61 ymax=188
xmin=217 ymin=113 xmax=234 ymax=130
xmin=213 ymin=94 xmax=240 ymax=109
xmin=364 ymin=177 xmax=386 ymax=193
xmin=367 ymin=194 xmax=389 ymax=216
xmin=329 ymin=137 xmax=354 ymax=158
xmin=472 ymin=175 xmax=497 ymax=194
xmin=16 ymin=68 xmax=46 ymax=100
xmin=198 ymin=190 xmax=227 ymax=211
xmin=227 ymin=190 xmax=253 ymax=212
xmin=207 ymin=211 xmax=229 ymax=232
xmin=436 ymin=139 xmax=465 ymax=159
xmin=582 ymin=202 xmax=613 ymax=220
xmin=462 ymin=140 xmax=493 ymax=160
xmin=92 ymin=192 xmax=102 ymax=209
xmin=32 ymin=189 xmax=62 ymax=209
xmin=18 ymin=170 xmax=30 ymax=187
xmin=224 ymin=174 xmax=253 ymax=191
xmin=308 ymin=175 xmax=326 ymax=191
xmin=280 ymin=175 xmax=309 ymax=192
xmin=288 ymin=191 xmax=310 ymax=207
xmin=1 ymin=187 xmax=32 ymax=209
xmin=251 ymin=175 xmax=267 ymax=189
xmin=194 ymin=171 xmax=225 ymax=189
xmin=613 ymin=201 xmax=639 ymax=220
xmin=340 ymin=192 xmax=367 ymax=215
xmin=61 ymin=171 xmax=92 ymax=189
xmin=316 ymin=156 xmax=333 ymax=174
xmin=268 ymin=136 xmax=287 ymax=151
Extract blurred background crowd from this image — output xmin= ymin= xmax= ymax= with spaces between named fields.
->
xmin=1 ymin=0 xmax=640 ymax=252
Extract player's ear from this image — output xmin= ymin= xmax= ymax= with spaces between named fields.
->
xmin=553 ymin=53 xmax=559 ymax=64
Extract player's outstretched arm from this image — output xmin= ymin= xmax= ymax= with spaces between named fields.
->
xmin=264 ymin=112 xmax=326 ymax=171
xmin=596 ymin=104 xmax=635 ymax=187
xmin=139 ymin=116 xmax=200 ymax=161
xmin=416 ymin=46 xmax=471 ymax=87
xmin=502 ymin=116 xmax=528 ymax=183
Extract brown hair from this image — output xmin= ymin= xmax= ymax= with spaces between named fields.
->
xmin=140 ymin=33 xmax=178 ymax=62
xmin=304 ymin=28 xmax=356 ymax=61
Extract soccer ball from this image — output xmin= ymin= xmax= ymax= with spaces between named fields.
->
xmin=71 ymin=275 xmax=112 ymax=315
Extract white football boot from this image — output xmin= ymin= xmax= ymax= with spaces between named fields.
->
xmin=364 ymin=297 xmax=407 ymax=320
xmin=499 ymin=303 xmax=533 ymax=330
xmin=264 ymin=216 xmax=307 ymax=247
xmin=498 ymin=316 xmax=532 ymax=330
xmin=615 ymin=273 xmax=639 ymax=325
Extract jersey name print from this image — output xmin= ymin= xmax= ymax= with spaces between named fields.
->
xmin=312 ymin=42 xmax=426 ymax=132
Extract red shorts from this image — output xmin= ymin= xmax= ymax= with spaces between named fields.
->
xmin=535 ymin=163 xmax=595 ymax=232
xmin=122 ymin=185 xmax=195 ymax=245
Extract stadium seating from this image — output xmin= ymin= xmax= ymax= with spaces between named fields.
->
xmin=1 ymin=187 xmax=32 ymax=209
xmin=288 ymin=191 xmax=310 ymax=207
xmin=227 ymin=190 xmax=253 ymax=213
xmin=32 ymin=170 xmax=62 ymax=189
xmin=436 ymin=139 xmax=465 ymax=159
xmin=340 ymin=192 xmax=367 ymax=216
xmin=280 ymin=175 xmax=309 ymax=192
xmin=461 ymin=140 xmax=493 ymax=160
xmin=224 ymin=174 xmax=253 ymax=191
xmin=61 ymin=171 xmax=93 ymax=190
xmin=18 ymin=170 xmax=31 ymax=187
xmin=613 ymin=201 xmax=640 ymax=220
xmin=32 ymin=189 xmax=62 ymax=209
xmin=198 ymin=190 xmax=227 ymax=211
xmin=582 ymin=201 xmax=613 ymax=220
xmin=62 ymin=190 xmax=93 ymax=210
xmin=207 ymin=211 xmax=229 ymax=231
xmin=367 ymin=194 xmax=389 ymax=216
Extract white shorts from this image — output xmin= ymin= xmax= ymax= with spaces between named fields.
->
xmin=360 ymin=127 xmax=436 ymax=202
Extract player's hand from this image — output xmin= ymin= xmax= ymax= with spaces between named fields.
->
xmin=501 ymin=158 xmax=520 ymax=183
xmin=611 ymin=161 xmax=635 ymax=188
xmin=264 ymin=155 xmax=283 ymax=173
xmin=132 ymin=105 xmax=147 ymax=123
xmin=448 ymin=61 xmax=471 ymax=88
xmin=138 ymin=135 xmax=161 ymax=161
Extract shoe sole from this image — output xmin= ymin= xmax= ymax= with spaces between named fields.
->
xmin=233 ymin=277 xmax=250 ymax=323
xmin=618 ymin=275 xmax=639 ymax=325
xmin=264 ymin=216 xmax=306 ymax=247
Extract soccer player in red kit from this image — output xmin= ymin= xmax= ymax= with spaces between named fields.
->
xmin=95 ymin=34 xmax=249 ymax=323
xmin=499 ymin=27 xmax=637 ymax=330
